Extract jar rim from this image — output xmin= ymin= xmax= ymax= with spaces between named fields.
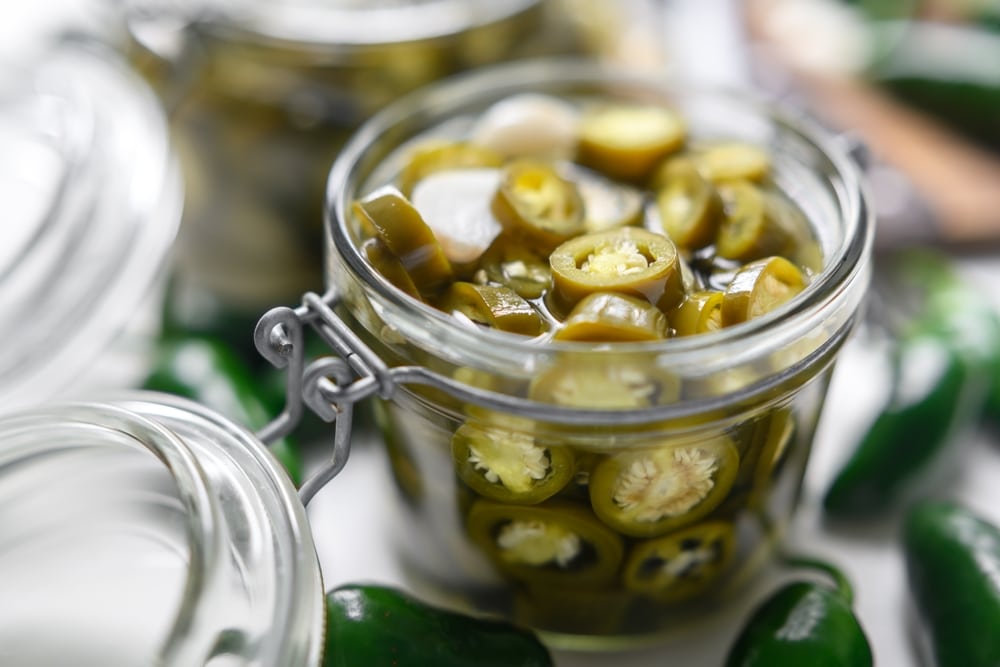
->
xmin=0 ymin=394 xmax=324 ymax=666
xmin=326 ymin=59 xmax=873 ymax=364
xmin=147 ymin=0 xmax=539 ymax=49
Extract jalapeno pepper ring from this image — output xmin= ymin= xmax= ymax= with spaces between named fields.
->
xmin=622 ymin=520 xmax=736 ymax=602
xmin=490 ymin=160 xmax=586 ymax=254
xmin=353 ymin=186 xmax=453 ymax=296
xmin=589 ymin=437 xmax=739 ymax=538
xmin=451 ymin=420 xmax=574 ymax=504
xmin=466 ymin=499 xmax=625 ymax=589
xmin=549 ymin=227 xmax=685 ymax=316
xmin=554 ymin=292 xmax=669 ymax=342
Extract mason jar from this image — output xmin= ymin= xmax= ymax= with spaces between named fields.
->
xmin=250 ymin=59 xmax=874 ymax=647
xmin=0 ymin=393 xmax=324 ymax=666
xmin=0 ymin=37 xmax=181 ymax=414
xmin=121 ymin=0 xmax=642 ymax=358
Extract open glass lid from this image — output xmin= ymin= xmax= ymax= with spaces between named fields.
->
xmin=0 ymin=37 xmax=181 ymax=413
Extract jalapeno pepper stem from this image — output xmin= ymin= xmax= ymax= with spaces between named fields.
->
xmin=778 ymin=553 xmax=855 ymax=605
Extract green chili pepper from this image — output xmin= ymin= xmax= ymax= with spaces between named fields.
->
xmin=725 ymin=557 xmax=873 ymax=667
xmin=141 ymin=335 xmax=303 ymax=485
xmin=823 ymin=251 xmax=1000 ymax=516
xmin=903 ymin=500 xmax=1000 ymax=667
xmin=323 ymin=584 xmax=553 ymax=667
xmin=870 ymin=22 xmax=1000 ymax=152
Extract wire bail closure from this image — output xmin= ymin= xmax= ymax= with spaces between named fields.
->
xmin=253 ymin=289 xmax=391 ymax=506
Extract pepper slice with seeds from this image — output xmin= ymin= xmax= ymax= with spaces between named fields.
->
xmin=361 ymin=237 xmax=422 ymax=301
xmin=466 ymin=500 xmax=625 ymax=588
xmin=576 ymin=105 xmax=686 ymax=182
xmin=437 ymin=282 xmax=543 ymax=336
xmin=693 ymin=141 xmax=772 ymax=183
xmin=671 ymin=290 xmax=725 ymax=337
xmin=652 ymin=157 xmax=723 ymax=251
xmin=715 ymin=181 xmax=796 ymax=263
xmin=721 ymin=256 xmax=805 ymax=327
xmin=353 ymin=186 xmax=453 ymax=296
xmin=529 ymin=356 xmax=681 ymax=410
xmin=477 ymin=235 xmax=552 ymax=301
xmin=490 ymin=160 xmax=586 ymax=254
xmin=554 ymin=292 xmax=669 ymax=342
xmin=451 ymin=419 xmax=574 ymax=504
xmin=622 ymin=520 xmax=736 ymax=602
xmin=588 ymin=437 xmax=739 ymax=538
xmin=549 ymin=227 xmax=685 ymax=316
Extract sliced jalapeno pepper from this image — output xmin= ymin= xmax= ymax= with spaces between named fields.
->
xmin=477 ymin=235 xmax=552 ymax=300
xmin=721 ymin=256 xmax=805 ymax=327
xmin=554 ymin=292 xmax=668 ymax=342
xmin=694 ymin=141 xmax=772 ymax=183
xmin=397 ymin=141 xmax=504 ymax=196
xmin=671 ymin=290 xmax=725 ymax=337
xmin=437 ymin=281 xmax=543 ymax=336
xmin=589 ymin=437 xmax=739 ymax=538
xmin=715 ymin=181 xmax=796 ymax=263
xmin=529 ymin=356 xmax=681 ymax=409
xmin=549 ymin=227 xmax=685 ymax=315
xmin=451 ymin=417 xmax=574 ymax=505
xmin=576 ymin=105 xmax=686 ymax=182
xmin=490 ymin=160 xmax=586 ymax=254
xmin=652 ymin=157 xmax=723 ymax=251
xmin=353 ymin=186 xmax=453 ymax=296
xmin=361 ymin=237 xmax=422 ymax=300
xmin=622 ymin=520 xmax=736 ymax=602
xmin=752 ymin=409 xmax=795 ymax=489
xmin=466 ymin=499 xmax=625 ymax=589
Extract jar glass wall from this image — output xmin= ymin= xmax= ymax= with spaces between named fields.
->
xmin=0 ymin=394 xmax=324 ymax=665
xmin=323 ymin=60 xmax=872 ymax=645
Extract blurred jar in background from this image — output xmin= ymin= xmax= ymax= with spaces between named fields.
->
xmin=0 ymin=37 xmax=181 ymax=414
xmin=121 ymin=0 xmax=662 ymax=360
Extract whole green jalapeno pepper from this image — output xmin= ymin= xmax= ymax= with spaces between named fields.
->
xmin=323 ymin=584 xmax=553 ymax=667
xmin=141 ymin=335 xmax=303 ymax=485
xmin=903 ymin=500 xmax=1000 ymax=667
xmin=824 ymin=250 xmax=1000 ymax=516
xmin=725 ymin=557 xmax=873 ymax=667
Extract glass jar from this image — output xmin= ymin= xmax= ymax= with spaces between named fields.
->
xmin=121 ymin=0 xmax=640 ymax=358
xmin=271 ymin=59 xmax=873 ymax=646
xmin=0 ymin=38 xmax=181 ymax=413
xmin=0 ymin=393 xmax=324 ymax=665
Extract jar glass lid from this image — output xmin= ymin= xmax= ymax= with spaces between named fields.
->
xmin=0 ymin=39 xmax=181 ymax=413
xmin=0 ymin=393 xmax=324 ymax=666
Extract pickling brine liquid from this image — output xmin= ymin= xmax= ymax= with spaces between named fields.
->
xmin=323 ymin=64 xmax=872 ymax=646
